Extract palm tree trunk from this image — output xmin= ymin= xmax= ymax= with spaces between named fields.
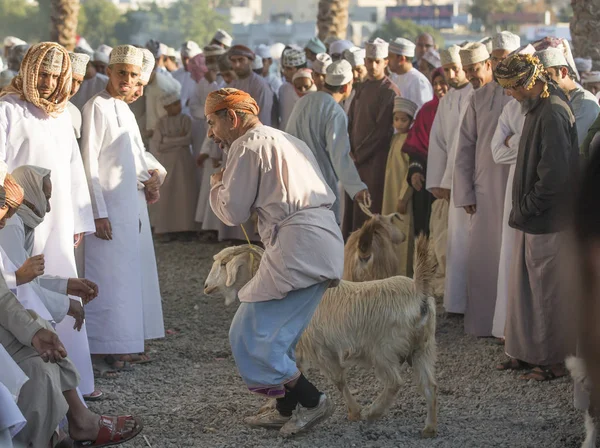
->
xmin=570 ymin=0 xmax=600 ymax=70
xmin=317 ymin=0 xmax=350 ymax=42
xmin=50 ymin=0 xmax=80 ymax=51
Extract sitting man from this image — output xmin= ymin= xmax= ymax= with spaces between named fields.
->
xmin=206 ymin=88 xmax=344 ymax=436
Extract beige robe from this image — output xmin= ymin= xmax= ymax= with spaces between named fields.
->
xmin=149 ymin=113 xmax=200 ymax=234
xmin=382 ymin=132 xmax=414 ymax=276
xmin=429 ymin=199 xmax=448 ymax=297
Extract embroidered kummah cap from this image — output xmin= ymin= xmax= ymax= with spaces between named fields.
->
xmin=93 ymin=44 xmax=112 ymax=64
xmin=459 ymin=42 xmax=490 ymax=66
xmin=229 ymin=45 xmax=255 ymax=61
xmin=422 ymin=49 xmax=441 ymax=68
xmin=479 ymin=37 xmax=493 ymax=53
xmin=389 ymin=37 xmax=416 ymax=58
xmin=325 ymin=59 xmax=353 ymax=86
xmin=512 ymin=44 xmax=536 ymax=57
xmin=255 ymin=45 xmax=271 ymax=60
xmin=41 ymin=48 xmax=64 ymax=74
xmin=305 ymin=37 xmax=326 ymax=55
xmin=536 ymin=48 xmax=568 ymax=69
xmin=343 ymin=47 xmax=365 ymax=68
xmin=212 ymin=29 xmax=233 ymax=48
xmin=365 ymin=38 xmax=389 ymax=59
xmin=328 ymin=40 xmax=353 ymax=56
xmin=282 ymin=48 xmax=306 ymax=67
xmin=492 ymin=31 xmax=521 ymax=52
xmin=3 ymin=36 xmax=26 ymax=48
xmin=252 ymin=55 xmax=263 ymax=70
xmin=109 ymin=45 xmax=143 ymax=67
xmin=204 ymin=44 xmax=227 ymax=58
xmin=531 ymin=37 xmax=579 ymax=80
xmin=393 ymin=96 xmax=418 ymax=117
xmin=440 ymin=45 xmax=462 ymax=66
xmin=69 ymin=52 xmax=90 ymax=77
xmin=495 ymin=53 xmax=549 ymax=98
xmin=140 ymin=49 xmax=156 ymax=83
xmin=180 ymin=41 xmax=202 ymax=58
xmin=575 ymin=57 xmax=593 ymax=73
xmin=312 ymin=53 xmax=332 ymax=74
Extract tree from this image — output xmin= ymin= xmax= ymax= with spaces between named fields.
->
xmin=317 ymin=0 xmax=349 ymax=41
xmin=571 ymin=0 xmax=600 ymax=70
xmin=0 ymin=0 xmax=46 ymax=42
xmin=50 ymin=0 xmax=80 ymax=50
xmin=370 ymin=19 xmax=444 ymax=48
xmin=78 ymin=0 xmax=122 ymax=48
xmin=469 ymin=0 xmax=519 ymax=30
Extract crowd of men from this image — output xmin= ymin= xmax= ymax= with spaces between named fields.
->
xmin=0 ymin=25 xmax=599 ymax=445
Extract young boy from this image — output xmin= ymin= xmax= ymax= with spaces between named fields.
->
xmin=311 ymin=53 xmax=332 ymax=91
xmin=292 ymin=68 xmax=317 ymax=97
xmin=382 ymin=96 xmax=418 ymax=276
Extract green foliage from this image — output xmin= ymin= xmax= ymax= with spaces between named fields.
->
xmin=371 ymin=19 xmax=445 ymax=48
xmin=0 ymin=0 xmax=48 ymax=42
xmin=469 ymin=0 xmax=519 ymax=28
xmin=78 ymin=0 xmax=122 ymax=47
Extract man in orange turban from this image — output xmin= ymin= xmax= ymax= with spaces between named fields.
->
xmin=205 ymin=87 xmax=343 ymax=437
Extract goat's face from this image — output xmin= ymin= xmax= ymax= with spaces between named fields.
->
xmin=380 ymin=213 xmax=406 ymax=245
xmin=204 ymin=249 xmax=254 ymax=306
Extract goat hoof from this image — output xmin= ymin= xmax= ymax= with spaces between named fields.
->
xmin=347 ymin=411 xmax=361 ymax=421
xmin=421 ymin=426 xmax=437 ymax=438
xmin=363 ymin=409 xmax=383 ymax=422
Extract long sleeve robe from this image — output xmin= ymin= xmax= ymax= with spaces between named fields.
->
xmin=277 ymin=82 xmax=299 ymax=130
xmin=453 ymin=81 xmax=511 ymax=336
xmin=210 ymin=125 xmax=344 ymax=303
xmin=390 ymin=68 xmax=434 ymax=111
xmin=569 ymin=86 xmax=600 ymax=146
xmin=172 ymin=68 xmax=196 ymax=116
xmin=490 ymin=99 xmax=525 ymax=339
xmin=285 ymin=91 xmax=366 ymax=223
xmin=0 ymin=94 xmax=96 ymax=395
xmin=230 ymin=72 xmax=273 ymax=126
xmin=70 ymin=73 xmax=108 ymax=111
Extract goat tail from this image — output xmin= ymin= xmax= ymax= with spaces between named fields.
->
xmin=566 ymin=356 xmax=589 ymax=389
xmin=413 ymin=234 xmax=435 ymax=298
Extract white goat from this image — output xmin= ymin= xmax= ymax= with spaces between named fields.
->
xmin=566 ymin=356 xmax=599 ymax=448
xmin=204 ymin=236 xmax=438 ymax=438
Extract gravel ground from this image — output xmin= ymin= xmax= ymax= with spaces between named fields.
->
xmin=89 ymin=238 xmax=584 ymax=448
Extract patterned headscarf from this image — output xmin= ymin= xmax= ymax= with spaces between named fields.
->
xmin=189 ymin=53 xmax=208 ymax=82
xmin=205 ymin=88 xmax=260 ymax=117
xmin=4 ymin=174 xmax=24 ymax=209
xmin=0 ymin=42 xmax=72 ymax=117
xmin=495 ymin=53 xmax=549 ymax=99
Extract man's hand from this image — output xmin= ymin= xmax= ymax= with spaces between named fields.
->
xmin=396 ymin=198 xmax=408 ymax=215
xmin=196 ymin=153 xmax=209 ymax=168
xmin=211 ymin=158 xmax=222 ymax=169
xmin=464 ymin=205 xmax=477 ymax=214
xmin=67 ymin=299 xmax=85 ymax=331
xmin=430 ymin=187 xmax=450 ymax=201
xmin=67 ymin=278 xmax=98 ymax=304
xmin=16 ymin=255 xmax=44 ymax=285
xmin=354 ymin=189 xmax=371 ymax=208
xmin=411 ymin=173 xmax=425 ymax=191
xmin=145 ymin=188 xmax=160 ymax=204
xmin=143 ymin=170 xmax=161 ymax=193
xmin=94 ymin=218 xmax=112 ymax=240
xmin=504 ymin=134 xmax=514 ymax=147
xmin=32 ymin=328 xmax=67 ymax=363
xmin=74 ymin=233 xmax=84 ymax=248
xmin=210 ymin=169 xmax=224 ymax=187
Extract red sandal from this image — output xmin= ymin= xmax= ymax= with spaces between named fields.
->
xmin=75 ymin=415 xmax=143 ymax=447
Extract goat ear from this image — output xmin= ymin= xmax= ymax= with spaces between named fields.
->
xmin=225 ymin=255 xmax=246 ymax=287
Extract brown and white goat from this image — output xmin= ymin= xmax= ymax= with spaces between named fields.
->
xmin=204 ymin=236 xmax=438 ymax=437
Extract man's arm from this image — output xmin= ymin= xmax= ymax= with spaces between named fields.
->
xmin=426 ymin=109 xmax=447 ymax=190
xmin=69 ymin=132 xmax=95 ymax=235
xmin=0 ymin=272 xmax=44 ymax=347
xmin=257 ymin=81 xmax=274 ymax=127
xmin=81 ymin=103 xmax=109 ymax=220
xmin=452 ymin=96 xmax=478 ymax=209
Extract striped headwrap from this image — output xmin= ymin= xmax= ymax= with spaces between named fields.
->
xmin=0 ymin=42 xmax=72 ymax=117
xmin=205 ymin=88 xmax=260 ymax=117
xmin=495 ymin=53 xmax=549 ymax=99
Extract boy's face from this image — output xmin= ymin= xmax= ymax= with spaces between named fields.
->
xmin=165 ymin=100 xmax=182 ymax=116
xmin=393 ymin=111 xmax=412 ymax=133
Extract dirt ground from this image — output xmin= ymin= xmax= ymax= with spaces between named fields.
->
xmin=89 ymin=238 xmax=584 ymax=448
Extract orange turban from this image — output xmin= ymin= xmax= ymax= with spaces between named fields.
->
xmin=204 ymin=88 xmax=260 ymax=117
xmin=4 ymin=174 xmax=24 ymax=209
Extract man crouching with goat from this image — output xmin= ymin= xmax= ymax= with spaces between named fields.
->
xmin=205 ymin=87 xmax=344 ymax=437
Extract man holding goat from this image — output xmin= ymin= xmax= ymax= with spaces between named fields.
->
xmin=205 ymin=87 xmax=344 ymax=437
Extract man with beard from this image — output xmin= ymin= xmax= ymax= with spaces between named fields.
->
xmin=343 ymin=38 xmax=400 ymax=237
xmin=341 ymin=47 xmax=366 ymax=114
xmin=453 ymin=32 xmax=520 ymax=337
xmin=495 ymin=53 xmax=578 ymax=381
xmin=388 ymin=37 xmax=433 ymax=110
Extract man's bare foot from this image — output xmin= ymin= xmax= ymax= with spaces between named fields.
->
xmin=67 ymin=409 xmax=101 ymax=442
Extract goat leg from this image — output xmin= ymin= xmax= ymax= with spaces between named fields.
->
xmin=412 ymin=348 xmax=438 ymax=438
xmin=582 ymin=403 xmax=599 ymax=448
xmin=325 ymin=364 xmax=361 ymax=421
xmin=363 ymin=363 xmax=403 ymax=421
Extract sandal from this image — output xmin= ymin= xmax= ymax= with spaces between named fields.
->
xmin=74 ymin=415 xmax=143 ymax=447
xmin=118 ymin=353 xmax=152 ymax=365
xmin=496 ymin=358 xmax=531 ymax=371
xmin=92 ymin=360 xmax=119 ymax=379
xmin=104 ymin=355 xmax=134 ymax=372
xmin=83 ymin=390 xmax=104 ymax=402
xmin=520 ymin=365 xmax=567 ymax=382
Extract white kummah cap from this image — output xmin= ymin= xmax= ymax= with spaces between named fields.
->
xmin=180 ymin=41 xmax=202 ymax=58
xmin=3 ymin=36 xmax=26 ymax=48
xmin=440 ymin=45 xmax=462 ymax=66
xmin=393 ymin=96 xmax=418 ymax=117
xmin=255 ymin=44 xmax=271 ymax=60
xmin=329 ymin=40 xmax=353 ymax=56
xmin=479 ymin=37 xmax=493 ymax=53
xmin=41 ymin=48 xmax=64 ymax=74
xmin=325 ymin=59 xmax=353 ymax=86
xmin=492 ymin=31 xmax=521 ymax=52
xmin=203 ymin=44 xmax=226 ymax=58
xmin=94 ymin=44 xmax=112 ymax=64
xmin=536 ymin=48 xmax=568 ymax=69
xmin=109 ymin=45 xmax=143 ymax=67
xmin=252 ymin=55 xmax=263 ymax=70
xmin=166 ymin=47 xmax=177 ymax=58
xmin=514 ymin=44 xmax=536 ymax=56
xmin=312 ymin=53 xmax=332 ymax=75
xmin=305 ymin=37 xmax=326 ymax=55
xmin=343 ymin=47 xmax=365 ymax=68
xmin=140 ymin=49 xmax=156 ymax=83
xmin=422 ymin=49 xmax=441 ymax=68
xmin=159 ymin=77 xmax=182 ymax=107
xmin=584 ymin=71 xmax=600 ymax=83
xmin=212 ymin=29 xmax=233 ymax=48
xmin=282 ymin=48 xmax=306 ymax=67
xmin=69 ymin=52 xmax=90 ymax=77
xmin=75 ymin=37 xmax=94 ymax=55
xmin=365 ymin=38 xmax=388 ymax=59
xmin=0 ymin=70 xmax=14 ymax=89
xmin=389 ymin=37 xmax=415 ymax=57
xmin=575 ymin=57 xmax=593 ymax=73
xmin=74 ymin=45 xmax=93 ymax=58
xmin=459 ymin=42 xmax=490 ymax=66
